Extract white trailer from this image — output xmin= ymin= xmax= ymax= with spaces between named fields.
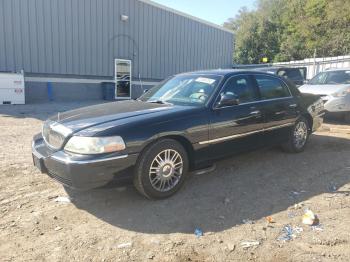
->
xmin=0 ymin=71 xmax=25 ymax=104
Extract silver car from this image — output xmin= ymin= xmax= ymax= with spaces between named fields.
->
xmin=299 ymin=68 xmax=350 ymax=122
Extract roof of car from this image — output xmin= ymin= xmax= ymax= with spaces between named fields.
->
xmin=254 ymin=67 xmax=281 ymax=71
xmin=325 ymin=67 xmax=350 ymax=71
xmin=178 ymin=69 xmax=271 ymax=76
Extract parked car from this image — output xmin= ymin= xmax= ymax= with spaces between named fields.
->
xmin=299 ymin=68 xmax=350 ymax=122
xmin=32 ymin=70 xmax=324 ymax=199
xmin=254 ymin=67 xmax=307 ymax=86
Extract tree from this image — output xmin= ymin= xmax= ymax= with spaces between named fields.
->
xmin=224 ymin=0 xmax=350 ymax=64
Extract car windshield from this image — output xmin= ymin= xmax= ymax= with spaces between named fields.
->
xmin=138 ymin=74 xmax=222 ymax=106
xmin=308 ymin=70 xmax=350 ymax=85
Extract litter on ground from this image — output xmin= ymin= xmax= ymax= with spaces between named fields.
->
xmin=302 ymin=210 xmax=319 ymax=226
xmin=54 ymin=196 xmax=71 ymax=203
xmin=311 ymin=224 xmax=324 ymax=231
xmin=265 ymin=216 xmax=274 ymax=223
xmin=240 ymin=241 xmax=260 ymax=249
xmin=117 ymin=242 xmax=133 ymax=249
xmin=293 ymin=203 xmax=304 ymax=209
xmin=194 ymin=228 xmax=203 ymax=237
xmin=54 ymin=226 xmax=62 ymax=231
xmin=277 ymin=225 xmax=303 ymax=242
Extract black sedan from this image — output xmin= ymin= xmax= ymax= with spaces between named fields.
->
xmin=32 ymin=70 xmax=324 ymax=199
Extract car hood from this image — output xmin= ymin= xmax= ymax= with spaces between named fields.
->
xmin=299 ymin=84 xmax=349 ymax=95
xmin=49 ymin=100 xmax=179 ymax=133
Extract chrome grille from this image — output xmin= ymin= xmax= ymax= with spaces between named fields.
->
xmin=42 ymin=121 xmax=71 ymax=149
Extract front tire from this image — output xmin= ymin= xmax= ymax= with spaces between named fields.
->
xmin=133 ymin=139 xmax=189 ymax=199
xmin=282 ymin=116 xmax=310 ymax=153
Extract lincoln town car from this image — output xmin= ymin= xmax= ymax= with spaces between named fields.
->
xmin=32 ymin=70 xmax=324 ymax=199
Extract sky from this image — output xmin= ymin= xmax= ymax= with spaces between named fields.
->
xmin=152 ymin=0 xmax=256 ymax=26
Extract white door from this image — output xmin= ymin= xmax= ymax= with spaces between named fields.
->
xmin=115 ymin=59 xmax=132 ymax=99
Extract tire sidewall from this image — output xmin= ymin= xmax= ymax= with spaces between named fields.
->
xmin=135 ymin=139 xmax=189 ymax=199
xmin=291 ymin=117 xmax=309 ymax=153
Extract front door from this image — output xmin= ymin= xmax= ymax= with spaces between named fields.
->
xmin=207 ymin=74 xmax=265 ymax=159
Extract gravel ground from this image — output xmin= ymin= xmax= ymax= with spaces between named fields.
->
xmin=1 ymin=101 xmax=350 ymax=262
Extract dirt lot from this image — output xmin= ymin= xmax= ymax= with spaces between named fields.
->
xmin=1 ymin=102 xmax=350 ymax=262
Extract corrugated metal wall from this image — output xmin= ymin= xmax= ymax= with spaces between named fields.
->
xmin=0 ymin=0 xmax=234 ymax=80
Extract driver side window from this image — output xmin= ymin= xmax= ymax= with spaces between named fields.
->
xmin=222 ymin=75 xmax=258 ymax=104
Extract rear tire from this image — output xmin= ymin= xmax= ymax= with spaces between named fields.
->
xmin=282 ymin=116 xmax=310 ymax=153
xmin=133 ymin=139 xmax=189 ymax=200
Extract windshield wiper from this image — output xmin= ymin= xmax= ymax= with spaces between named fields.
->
xmin=148 ymin=100 xmax=173 ymax=105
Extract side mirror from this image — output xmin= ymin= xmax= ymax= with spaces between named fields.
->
xmin=217 ymin=93 xmax=239 ymax=107
xmin=303 ymin=79 xmax=309 ymax=84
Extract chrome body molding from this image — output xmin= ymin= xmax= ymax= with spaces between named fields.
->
xmin=199 ymin=123 xmax=294 ymax=145
xmin=50 ymin=154 xmax=129 ymax=165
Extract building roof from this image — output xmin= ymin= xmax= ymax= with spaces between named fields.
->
xmin=138 ymin=0 xmax=234 ymax=34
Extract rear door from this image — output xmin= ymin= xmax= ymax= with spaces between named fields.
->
xmin=206 ymin=74 xmax=265 ymax=158
xmin=253 ymin=74 xmax=299 ymax=143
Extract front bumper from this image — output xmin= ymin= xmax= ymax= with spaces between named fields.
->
xmin=32 ymin=134 xmax=138 ymax=190
xmin=322 ymin=95 xmax=350 ymax=113
xmin=307 ymin=98 xmax=325 ymax=132
xmin=311 ymin=112 xmax=324 ymax=132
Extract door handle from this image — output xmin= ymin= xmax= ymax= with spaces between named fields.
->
xmin=289 ymin=104 xmax=297 ymax=108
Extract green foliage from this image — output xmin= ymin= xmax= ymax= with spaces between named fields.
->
xmin=224 ymin=0 xmax=350 ymax=64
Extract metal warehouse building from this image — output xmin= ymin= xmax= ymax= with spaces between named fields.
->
xmin=0 ymin=0 xmax=234 ymax=103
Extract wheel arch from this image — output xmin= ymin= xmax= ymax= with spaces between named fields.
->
xmin=139 ymin=135 xmax=196 ymax=171
xmin=301 ymin=112 xmax=313 ymax=133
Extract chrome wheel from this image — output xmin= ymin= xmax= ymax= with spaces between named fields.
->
xmin=293 ymin=121 xmax=308 ymax=149
xmin=149 ymin=149 xmax=183 ymax=192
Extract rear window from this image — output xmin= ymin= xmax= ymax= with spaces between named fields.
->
xmin=255 ymin=75 xmax=291 ymax=99
xmin=277 ymin=69 xmax=303 ymax=81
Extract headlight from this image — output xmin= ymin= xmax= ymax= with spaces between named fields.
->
xmin=333 ymin=88 xmax=350 ymax=97
xmin=64 ymin=136 xmax=126 ymax=154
